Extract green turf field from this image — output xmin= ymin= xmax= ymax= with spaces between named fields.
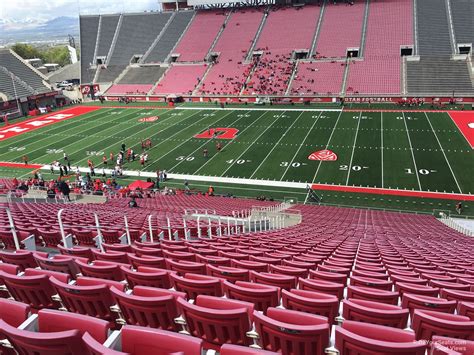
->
xmin=1 ymin=106 xmax=473 ymax=214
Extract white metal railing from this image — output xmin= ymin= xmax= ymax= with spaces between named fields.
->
xmin=439 ymin=212 xmax=474 ymax=237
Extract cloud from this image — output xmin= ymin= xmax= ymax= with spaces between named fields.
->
xmin=0 ymin=0 xmax=160 ymax=21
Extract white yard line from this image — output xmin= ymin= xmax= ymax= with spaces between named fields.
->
xmin=381 ymin=112 xmax=384 ymax=188
xmin=249 ymin=111 xmax=305 ymax=179
xmin=168 ymin=110 xmax=250 ymax=172
xmin=402 ymin=111 xmax=422 ymax=190
xmin=220 ymin=111 xmax=288 ymax=177
xmin=345 ymin=112 xmax=362 ymax=185
xmin=424 ymin=112 xmax=463 ymax=193
xmin=193 ymin=110 xmax=270 ymax=174
xmin=280 ymin=112 xmax=323 ymax=181
xmin=310 ymin=110 xmax=344 ymax=184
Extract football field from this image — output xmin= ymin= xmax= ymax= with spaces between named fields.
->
xmin=0 ymin=105 xmax=473 ymax=210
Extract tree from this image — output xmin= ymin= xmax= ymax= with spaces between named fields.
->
xmin=11 ymin=43 xmax=73 ymax=67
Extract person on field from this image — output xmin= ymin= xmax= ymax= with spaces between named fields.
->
xmin=203 ymin=148 xmax=209 ymax=158
xmin=456 ymin=202 xmax=463 ymax=215
xmin=216 ymin=142 xmax=222 ymax=152
xmin=22 ymin=155 xmax=28 ymax=165
xmin=103 ymin=155 xmax=108 ymax=166
xmin=63 ymin=152 xmax=68 ymax=162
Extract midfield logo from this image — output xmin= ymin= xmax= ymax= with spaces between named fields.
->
xmin=194 ymin=128 xmax=239 ymax=140
xmin=308 ymin=150 xmax=338 ymax=161
xmin=138 ymin=116 xmax=159 ymax=122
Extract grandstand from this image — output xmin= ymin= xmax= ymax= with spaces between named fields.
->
xmin=78 ymin=0 xmax=473 ymax=98
xmin=0 ymin=0 xmax=473 ymax=353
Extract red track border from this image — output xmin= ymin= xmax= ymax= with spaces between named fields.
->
xmin=0 ymin=162 xmax=43 ymax=169
xmin=311 ymin=184 xmax=474 ymax=201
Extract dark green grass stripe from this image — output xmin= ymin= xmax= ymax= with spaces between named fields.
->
xmin=382 ymin=112 xmax=419 ymax=190
xmin=347 ymin=112 xmax=382 ymax=188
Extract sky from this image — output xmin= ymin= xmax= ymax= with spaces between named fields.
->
xmin=0 ymin=0 xmax=161 ymax=21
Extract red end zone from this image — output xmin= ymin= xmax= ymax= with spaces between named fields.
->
xmin=449 ymin=112 xmax=474 ymax=148
xmin=0 ymin=106 xmax=99 ymax=141
xmin=311 ymin=184 xmax=474 ymax=201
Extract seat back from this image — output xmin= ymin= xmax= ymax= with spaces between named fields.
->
xmin=223 ymin=280 xmax=279 ymax=312
xmin=170 ymin=273 xmax=222 ymax=299
xmin=0 ymin=319 xmax=87 ymax=355
xmin=412 ymin=309 xmax=474 ymax=341
xmin=75 ymin=260 xmax=125 ymax=281
xmin=253 ymin=308 xmax=329 ymax=355
xmin=282 ymin=289 xmax=339 ymax=325
xmin=111 ymin=286 xmax=184 ymax=331
xmin=122 ymin=266 xmax=172 ymax=289
xmin=0 ymin=298 xmax=30 ymax=327
xmin=50 ymin=277 xmax=119 ymax=323
xmin=177 ymin=296 xmax=253 ymax=350
xmin=0 ymin=250 xmax=42 ymax=271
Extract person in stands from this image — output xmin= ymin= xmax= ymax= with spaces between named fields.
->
xmin=59 ymin=180 xmax=71 ymax=201
xmin=129 ymin=196 xmax=138 ymax=208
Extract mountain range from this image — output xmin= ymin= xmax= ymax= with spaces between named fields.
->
xmin=0 ymin=16 xmax=79 ymax=45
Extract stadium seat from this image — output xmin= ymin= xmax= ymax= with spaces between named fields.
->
xmin=0 ymin=298 xmax=30 ymax=327
xmin=270 ymin=264 xmax=308 ymax=278
xmin=232 ymin=259 xmax=269 ymax=272
xmin=170 ymin=273 xmax=223 ymax=299
xmin=50 ymin=276 xmax=126 ymax=327
xmin=342 ymin=298 xmax=409 ymax=328
xmin=110 ymin=286 xmax=185 ymax=331
xmin=165 ymin=258 xmax=206 ymax=276
xmin=222 ymin=280 xmax=280 ymax=312
xmin=335 ymin=320 xmax=427 ymax=354
xmin=220 ymin=344 xmax=278 ymax=354
xmin=346 ymin=285 xmax=400 ymax=305
xmin=121 ymin=265 xmax=173 ymax=289
xmin=57 ymin=245 xmax=94 ymax=260
xmin=102 ymin=243 xmax=132 ymax=253
xmin=127 ymin=253 xmax=166 ymax=269
xmin=206 ymin=264 xmax=250 ymax=283
xmin=250 ymin=271 xmax=297 ymax=290
xmin=0 ymin=268 xmax=69 ymax=310
xmin=34 ymin=253 xmax=86 ymax=278
xmin=0 ymin=309 xmax=110 ymax=354
xmin=349 ymin=275 xmax=393 ymax=291
xmin=309 ymin=270 xmax=348 ymax=285
xmin=177 ymin=295 xmax=254 ymax=350
xmin=396 ymin=282 xmax=439 ymax=297
xmin=440 ymin=289 xmax=474 ymax=303
xmin=92 ymin=249 xmax=129 ymax=264
xmin=252 ymin=307 xmax=330 ymax=355
xmin=401 ymin=293 xmax=457 ymax=316
xmin=75 ymin=259 xmax=127 ymax=281
xmin=411 ymin=309 xmax=474 ymax=341
xmin=0 ymin=250 xmax=46 ymax=271
xmin=299 ymin=278 xmax=345 ymax=300
xmin=457 ymin=302 xmax=474 ymax=321
xmin=83 ymin=325 xmax=203 ymax=354
xmin=281 ymin=289 xmax=339 ymax=324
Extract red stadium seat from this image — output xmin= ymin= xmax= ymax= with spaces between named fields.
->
xmin=0 ymin=250 xmax=46 ymax=271
xmin=222 ymin=280 xmax=280 ymax=312
xmin=165 ymin=258 xmax=206 ymax=276
xmin=170 ymin=273 xmax=223 ymax=299
xmin=250 ymin=271 xmax=297 ymax=290
xmin=401 ymin=293 xmax=457 ymax=317
xmin=206 ymin=264 xmax=250 ymax=283
xmin=335 ymin=320 xmax=426 ymax=354
xmin=57 ymin=245 xmax=94 ymax=260
xmin=0 ymin=309 xmax=110 ymax=354
xmin=177 ymin=295 xmax=254 ymax=350
xmin=342 ymin=298 xmax=409 ymax=328
xmin=121 ymin=265 xmax=173 ymax=289
xmin=252 ymin=307 xmax=330 ymax=355
xmin=281 ymin=289 xmax=339 ymax=324
xmin=396 ymin=282 xmax=439 ymax=297
xmin=457 ymin=302 xmax=474 ymax=321
xmin=110 ymin=286 xmax=185 ymax=331
xmin=0 ymin=298 xmax=30 ymax=327
xmin=220 ymin=344 xmax=278 ymax=354
xmin=349 ymin=275 xmax=393 ymax=291
xmin=270 ymin=264 xmax=308 ymax=278
xmin=309 ymin=269 xmax=347 ymax=285
xmin=75 ymin=259 xmax=127 ymax=281
xmin=50 ymin=276 xmax=125 ymax=327
xmin=346 ymin=285 xmax=399 ymax=305
xmin=34 ymin=253 xmax=86 ymax=278
xmin=0 ymin=268 xmax=69 ymax=310
xmin=299 ymin=278 xmax=345 ymax=300
xmin=411 ymin=309 xmax=474 ymax=341
xmin=127 ymin=253 xmax=165 ymax=269
xmin=92 ymin=249 xmax=129 ymax=264
xmin=440 ymin=289 xmax=474 ymax=303
xmin=232 ymin=259 xmax=269 ymax=272
xmin=83 ymin=325 xmax=203 ymax=354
